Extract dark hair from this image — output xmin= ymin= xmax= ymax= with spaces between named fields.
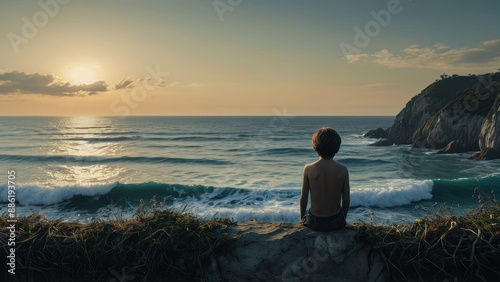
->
xmin=312 ymin=127 xmax=341 ymax=159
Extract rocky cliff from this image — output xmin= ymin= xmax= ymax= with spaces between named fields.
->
xmin=380 ymin=72 xmax=500 ymax=159
xmin=476 ymin=93 xmax=500 ymax=159
xmin=204 ymin=222 xmax=384 ymax=281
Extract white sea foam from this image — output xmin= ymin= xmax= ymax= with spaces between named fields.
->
xmin=351 ymin=179 xmax=434 ymax=207
xmin=0 ymin=182 xmax=118 ymax=205
xmin=174 ymin=179 xmax=434 ymax=222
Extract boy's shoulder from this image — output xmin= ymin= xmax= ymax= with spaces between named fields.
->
xmin=334 ymin=160 xmax=348 ymax=170
xmin=314 ymin=159 xmax=348 ymax=172
xmin=303 ymin=162 xmax=317 ymax=173
xmin=333 ymin=161 xmax=349 ymax=175
xmin=304 ymin=159 xmax=322 ymax=168
xmin=305 ymin=160 xmax=347 ymax=169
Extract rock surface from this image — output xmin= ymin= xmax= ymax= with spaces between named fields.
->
xmin=380 ymin=72 xmax=500 ymax=160
xmin=436 ymin=140 xmax=469 ymax=154
xmin=470 ymin=148 xmax=500 ymax=160
xmin=478 ymin=93 xmax=500 ymax=156
xmin=363 ymin=127 xmax=387 ymax=139
xmin=205 ymin=222 xmax=384 ymax=282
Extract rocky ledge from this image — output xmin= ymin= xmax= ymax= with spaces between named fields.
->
xmin=363 ymin=127 xmax=388 ymax=139
xmin=204 ymin=222 xmax=384 ymax=282
xmin=365 ymin=72 xmax=500 ymax=160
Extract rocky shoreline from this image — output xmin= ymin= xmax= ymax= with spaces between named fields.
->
xmin=365 ymin=72 xmax=500 ymax=160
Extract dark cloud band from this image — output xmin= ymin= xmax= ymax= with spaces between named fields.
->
xmin=0 ymin=70 xmax=108 ymax=96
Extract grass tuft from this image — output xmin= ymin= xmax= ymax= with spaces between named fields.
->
xmin=355 ymin=188 xmax=500 ymax=282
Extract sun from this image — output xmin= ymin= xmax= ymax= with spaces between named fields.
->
xmin=67 ymin=66 xmax=98 ymax=85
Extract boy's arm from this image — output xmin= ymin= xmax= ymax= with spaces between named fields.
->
xmin=300 ymin=165 xmax=310 ymax=220
xmin=341 ymin=168 xmax=350 ymax=219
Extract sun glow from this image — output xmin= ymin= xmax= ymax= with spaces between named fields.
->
xmin=67 ymin=66 xmax=98 ymax=85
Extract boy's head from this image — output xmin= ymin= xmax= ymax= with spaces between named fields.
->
xmin=312 ymin=127 xmax=341 ymax=159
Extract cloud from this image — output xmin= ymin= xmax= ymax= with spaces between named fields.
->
xmin=114 ymin=78 xmax=135 ymax=90
xmin=114 ymin=76 xmax=174 ymax=90
xmin=346 ymin=54 xmax=369 ymax=63
xmin=347 ymin=39 xmax=500 ymax=70
xmin=433 ymin=43 xmax=449 ymax=50
xmin=0 ymin=70 xmax=108 ymax=96
xmin=186 ymin=82 xmax=206 ymax=88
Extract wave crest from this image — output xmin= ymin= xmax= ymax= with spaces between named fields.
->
xmin=1 ymin=179 xmax=435 ymax=209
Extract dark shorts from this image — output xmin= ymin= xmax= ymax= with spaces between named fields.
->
xmin=303 ymin=209 xmax=346 ymax=232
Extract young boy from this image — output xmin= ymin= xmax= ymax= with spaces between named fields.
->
xmin=300 ymin=127 xmax=350 ymax=231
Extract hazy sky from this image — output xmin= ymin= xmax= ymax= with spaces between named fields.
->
xmin=1 ymin=0 xmax=499 ymax=116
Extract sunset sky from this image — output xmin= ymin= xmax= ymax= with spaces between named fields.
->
xmin=1 ymin=0 xmax=499 ymax=116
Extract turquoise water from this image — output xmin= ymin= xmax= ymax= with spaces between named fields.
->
xmin=1 ymin=116 xmax=499 ymax=224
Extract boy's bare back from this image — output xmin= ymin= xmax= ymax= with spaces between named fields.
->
xmin=303 ymin=159 xmax=349 ymax=217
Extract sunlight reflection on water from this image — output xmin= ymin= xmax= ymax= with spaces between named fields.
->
xmin=44 ymin=116 xmax=123 ymax=186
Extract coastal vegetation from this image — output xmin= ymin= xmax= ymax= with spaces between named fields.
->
xmin=0 ymin=198 xmax=234 ymax=281
xmin=357 ymin=189 xmax=500 ymax=281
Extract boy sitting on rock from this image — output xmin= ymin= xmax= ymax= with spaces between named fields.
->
xmin=300 ymin=127 xmax=350 ymax=231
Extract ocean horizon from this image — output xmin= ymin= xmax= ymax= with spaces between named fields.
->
xmin=1 ymin=116 xmax=499 ymax=224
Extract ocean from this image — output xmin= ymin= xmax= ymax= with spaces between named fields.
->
xmin=1 ymin=116 xmax=499 ymax=224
